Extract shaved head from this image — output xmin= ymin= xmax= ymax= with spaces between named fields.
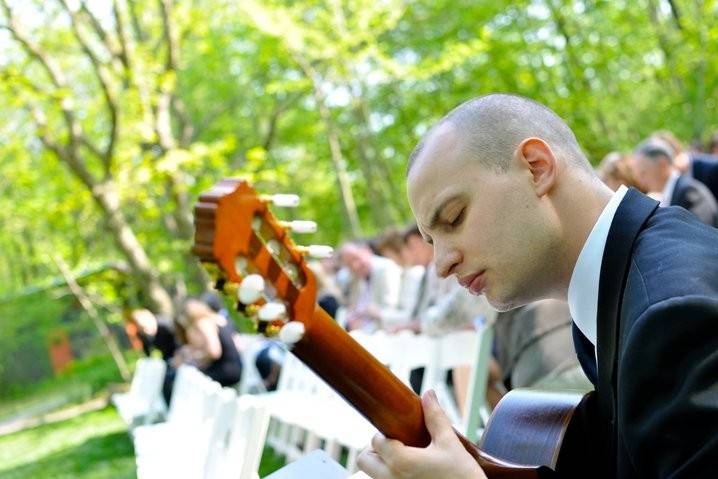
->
xmin=408 ymin=93 xmax=592 ymax=175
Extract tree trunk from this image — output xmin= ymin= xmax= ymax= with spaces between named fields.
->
xmin=293 ymin=54 xmax=362 ymax=237
xmin=91 ymin=181 xmax=173 ymax=315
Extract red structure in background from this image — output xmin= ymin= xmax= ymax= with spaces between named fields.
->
xmin=48 ymin=329 xmax=73 ymax=373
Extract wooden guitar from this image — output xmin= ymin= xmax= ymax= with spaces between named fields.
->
xmin=192 ymin=178 xmax=591 ymax=479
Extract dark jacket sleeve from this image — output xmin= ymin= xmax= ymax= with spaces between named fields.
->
xmin=618 ymin=296 xmax=718 ymax=478
xmin=673 ymin=180 xmax=718 ymax=227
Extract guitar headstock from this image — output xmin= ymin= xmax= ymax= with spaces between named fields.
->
xmin=192 ymin=178 xmax=332 ymax=341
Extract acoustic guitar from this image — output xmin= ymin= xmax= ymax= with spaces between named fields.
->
xmin=191 ymin=178 xmax=591 ymax=479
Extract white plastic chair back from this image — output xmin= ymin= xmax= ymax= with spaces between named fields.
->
xmin=218 ymin=394 xmax=271 ymax=479
xmin=387 ymin=331 xmax=434 ymax=389
xmin=202 ymin=387 xmax=239 ymax=479
xmin=461 ymin=323 xmax=495 ymax=442
xmin=167 ymin=365 xmax=211 ymax=426
xmin=112 ymin=357 xmax=167 ymax=425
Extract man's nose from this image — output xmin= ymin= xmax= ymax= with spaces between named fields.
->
xmin=434 ymin=244 xmax=461 ymax=278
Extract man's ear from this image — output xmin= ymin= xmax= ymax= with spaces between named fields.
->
xmin=515 ymin=137 xmax=557 ymax=196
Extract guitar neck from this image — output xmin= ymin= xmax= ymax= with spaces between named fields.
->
xmin=290 ymin=306 xmax=544 ymax=478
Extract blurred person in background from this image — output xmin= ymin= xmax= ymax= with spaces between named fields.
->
xmin=374 ymin=227 xmax=426 ymax=331
xmin=494 ymin=299 xmax=591 ymax=392
xmin=125 ymin=308 xmax=177 ymax=362
xmin=165 ymin=298 xmax=242 ymax=400
xmin=632 ymin=138 xmax=718 ymax=226
xmin=709 ymin=131 xmax=718 ymax=156
xmin=653 ymin=130 xmax=718 ymax=203
xmin=596 ymin=152 xmax=641 ymax=191
xmin=337 ymin=241 xmax=402 ymax=332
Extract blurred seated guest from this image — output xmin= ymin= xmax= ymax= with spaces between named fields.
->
xmin=308 ymin=255 xmax=343 ymax=319
xmin=200 ymin=291 xmax=244 ymax=353
xmin=653 ymin=130 xmax=718 ymax=201
xmin=337 ymin=241 xmax=402 ymax=332
xmin=126 ymin=308 xmax=177 ymax=362
xmin=597 ymin=152 xmax=641 ymax=191
xmin=710 ymin=131 xmax=718 ymax=156
xmin=255 ymin=340 xmax=286 ymax=391
xmin=632 ymin=138 xmax=718 ymax=226
xmin=375 ymin=228 xmax=426 ymax=330
xmin=173 ymin=298 xmax=243 ymax=388
xmin=494 ymin=300 xmax=592 ymax=392
xmin=200 ymin=291 xmax=229 ymax=319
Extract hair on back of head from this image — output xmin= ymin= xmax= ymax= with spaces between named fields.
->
xmin=635 ymin=138 xmax=675 ymax=164
xmin=408 ymin=93 xmax=592 ymax=175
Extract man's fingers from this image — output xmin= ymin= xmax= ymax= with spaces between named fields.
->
xmin=421 ymin=390 xmax=455 ymax=443
xmin=357 ymin=445 xmax=392 ymax=479
xmin=370 ymin=432 xmax=406 ymax=464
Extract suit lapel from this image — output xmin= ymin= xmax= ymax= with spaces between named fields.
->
xmin=596 ymin=188 xmax=658 ymax=435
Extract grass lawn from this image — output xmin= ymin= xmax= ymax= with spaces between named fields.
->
xmin=0 ymin=407 xmax=135 ymax=479
xmin=0 ymin=404 xmax=287 ymax=479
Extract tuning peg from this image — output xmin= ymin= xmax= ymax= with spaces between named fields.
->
xmin=238 ymin=274 xmax=265 ymax=304
xmin=261 ymin=194 xmax=299 ymax=208
xmin=258 ymin=302 xmax=287 ymax=322
xmin=279 ymin=321 xmax=305 ymax=346
xmin=279 ymin=220 xmax=317 ymax=234
xmin=296 ymin=245 xmax=334 ymax=259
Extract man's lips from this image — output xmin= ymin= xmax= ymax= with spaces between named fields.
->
xmin=458 ymin=270 xmax=486 ymax=295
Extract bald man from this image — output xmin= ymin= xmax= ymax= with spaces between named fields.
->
xmin=357 ymin=94 xmax=718 ymax=478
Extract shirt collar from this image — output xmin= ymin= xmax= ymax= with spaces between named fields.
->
xmin=660 ymin=170 xmax=680 ymax=207
xmin=567 ymin=185 xmax=628 ymax=345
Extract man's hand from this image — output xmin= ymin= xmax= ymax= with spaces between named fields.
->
xmin=357 ymin=391 xmax=487 ymax=479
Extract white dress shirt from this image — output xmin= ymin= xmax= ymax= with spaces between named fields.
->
xmin=660 ymin=170 xmax=680 ymax=207
xmin=567 ymin=185 xmax=628 ymax=347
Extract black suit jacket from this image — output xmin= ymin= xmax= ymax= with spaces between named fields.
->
xmin=690 ymin=153 xmax=718 ymax=201
xmin=572 ymin=188 xmax=718 ymax=478
xmin=670 ymin=173 xmax=718 ymax=226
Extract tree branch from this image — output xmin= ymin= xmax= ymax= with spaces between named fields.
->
xmin=126 ymin=0 xmax=146 ymax=42
xmin=52 ymin=254 xmax=130 ymax=382
xmin=109 ymin=0 xmax=130 ymax=71
xmin=78 ymin=1 xmax=117 ymax=60
xmin=58 ymin=0 xmax=118 ymax=175
xmin=1 ymin=0 xmax=84 ymax=158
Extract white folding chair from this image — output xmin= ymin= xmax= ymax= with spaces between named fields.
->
xmin=461 ymin=323 xmax=494 ymax=442
xmin=133 ymin=365 xmax=220 ymax=458
xmin=111 ymin=357 xmax=167 ymax=428
xmin=211 ymin=394 xmax=271 ymax=479
xmin=136 ymin=386 xmax=238 ymax=479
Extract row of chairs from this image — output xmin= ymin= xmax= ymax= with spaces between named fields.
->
xmin=113 ymin=362 xmax=270 ymax=479
xmin=113 ymin=325 xmax=494 ymax=477
xmin=262 ymin=325 xmax=495 ymax=472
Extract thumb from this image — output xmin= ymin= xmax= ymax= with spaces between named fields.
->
xmin=421 ymin=390 xmax=454 ymax=443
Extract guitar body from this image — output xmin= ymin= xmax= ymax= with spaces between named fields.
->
xmin=191 ymin=178 xmax=594 ymax=479
xmin=481 ymin=389 xmax=594 ymax=478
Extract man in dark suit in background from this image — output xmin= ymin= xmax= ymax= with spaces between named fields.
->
xmin=357 ymin=93 xmax=718 ymax=479
xmin=652 ymin=130 xmax=718 ymax=211
xmin=632 ymin=138 xmax=718 ymax=226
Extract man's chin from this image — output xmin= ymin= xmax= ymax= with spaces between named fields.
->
xmin=484 ymin=291 xmax=526 ymax=312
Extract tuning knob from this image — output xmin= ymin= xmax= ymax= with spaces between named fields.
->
xmin=261 ymin=194 xmax=300 ymax=208
xmin=279 ymin=321 xmax=305 ymax=346
xmin=238 ymin=274 xmax=265 ymax=304
xmin=296 ymin=245 xmax=334 ymax=259
xmin=279 ymin=220 xmax=317 ymax=234
xmin=257 ymin=302 xmax=287 ymax=322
